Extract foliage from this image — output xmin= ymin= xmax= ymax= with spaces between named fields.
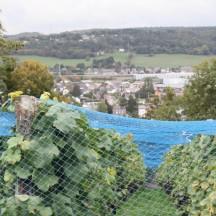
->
xmin=145 ymin=95 xmax=160 ymax=119
xmin=105 ymin=99 xmax=113 ymax=114
xmin=11 ymin=61 xmax=54 ymax=97
xmin=126 ymin=95 xmax=138 ymax=117
xmin=183 ymin=58 xmax=216 ymax=120
xmin=157 ymin=135 xmax=216 ymax=215
xmin=50 ymin=91 xmax=81 ymax=106
xmin=119 ymin=95 xmax=127 ymax=107
xmin=71 ymin=84 xmax=81 ymax=97
xmin=76 ymin=63 xmax=85 ymax=70
xmin=13 ymin=27 xmax=216 ymax=59
xmin=135 ymin=78 xmax=155 ymax=99
xmin=0 ymin=102 xmax=146 ymax=215
xmin=154 ymin=87 xmax=182 ymax=120
xmin=97 ymin=100 xmax=108 ymax=113
xmin=92 ymin=56 xmax=115 ymax=68
xmin=0 ymin=22 xmax=23 ymax=94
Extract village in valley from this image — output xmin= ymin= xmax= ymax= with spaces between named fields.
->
xmin=51 ymin=63 xmax=193 ymax=118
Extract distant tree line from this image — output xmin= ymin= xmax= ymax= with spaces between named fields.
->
xmin=8 ymin=27 xmax=216 ymax=59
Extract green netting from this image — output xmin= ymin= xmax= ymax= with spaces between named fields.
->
xmin=0 ymin=97 xmax=215 ymax=216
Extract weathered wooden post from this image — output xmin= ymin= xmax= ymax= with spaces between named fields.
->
xmin=15 ymin=95 xmax=38 ymax=138
xmin=15 ymin=95 xmax=38 ymax=195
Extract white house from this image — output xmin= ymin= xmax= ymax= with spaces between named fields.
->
xmin=119 ymin=48 xmax=125 ymax=52
xmin=138 ymin=104 xmax=148 ymax=118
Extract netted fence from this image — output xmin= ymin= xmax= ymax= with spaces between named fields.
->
xmin=0 ymin=96 xmax=215 ymax=215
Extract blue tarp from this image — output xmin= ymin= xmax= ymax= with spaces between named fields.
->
xmin=2 ymin=101 xmax=216 ymax=167
xmin=0 ymin=112 xmax=16 ymax=136
xmin=65 ymin=103 xmax=216 ymax=167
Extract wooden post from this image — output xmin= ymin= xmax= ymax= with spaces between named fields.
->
xmin=15 ymin=95 xmax=38 ymax=139
xmin=15 ymin=95 xmax=38 ymax=195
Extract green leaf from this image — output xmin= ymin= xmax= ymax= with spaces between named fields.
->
xmin=200 ymin=182 xmax=209 ymax=190
xmin=88 ymin=184 xmax=101 ymax=200
xmin=4 ymin=169 xmax=15 ymax=182
xmin=62 ymin=110 xmax=81 ymax=119
xmin=191 ymin=180 xmax=199 ymax=187
xmin=26 ymin=137 xmax=59 ymax=169
xmin=53 ymin=116 xmax=76 ymax=134
xmin=64 ymin=162 xmax=89 ymax=183
xmin=27 ymin=196 xmax=43 ymax=213
xmin=52 ymin=193 xmax=74 ymax=216
xmin=73 ymin=144 xmax=101 ymax=161
xmin=14 ymin=162 xmax=32 ymax=179
xmin=53 ymin=193 xmax=71 ymax=204
xmin=45 ymin=104 xmax=63 ymax=117
xmin=7 ymin=104 xmax=15 ymax=112
xmin=33 ymin=116 xmax=54 ymax=131
xmin=7 ymin=136 xmax=24 ymax=149
xmin=32 ymin=168 xmax=59 ymax=192
xmin=1 ymin=148 xmax=21 ymax=164
xmin=96 ymin=134 xmax=113 ymax=151
xmin=38 ymin=207 xmax=53 ymax=216
xmin=209 ymin=191 xmax=216 ymax=200
xmin=19 ymin=140 xmax=31 ymax=150
xmin=53 ymin=136 xmax=68 ymax=148
xmin=28 ymin=196 xmax=43 ymax=206
xmin=15 ymin=195 xmax=29 ymax=202
xmin=5 ymin=197 xmax=19 ymax=216
xmin=62 ymin=178 xmax=79 ymax=198
xmin=85 ymin=148 xmax=101 ymax=160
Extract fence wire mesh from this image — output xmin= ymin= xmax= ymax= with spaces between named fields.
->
xmin=0 ymin=96 xmax=215 ymax=216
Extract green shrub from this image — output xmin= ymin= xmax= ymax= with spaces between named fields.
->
xmin=157 ymin=135 xmax=216 ymax=215
xmin=0 ymin=103 xmax=146 ymax=215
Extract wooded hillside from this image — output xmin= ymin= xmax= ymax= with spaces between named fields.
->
xmin=7 ymin=27 xmax=216 ymax=59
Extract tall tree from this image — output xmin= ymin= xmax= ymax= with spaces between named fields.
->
xmin=145 ymin=95 xmax=160 ymax=119
xmin=11 ymin=61 xmax=54 ymax=97
xmin=126 ymin=95 xmax=138 ymax=116
xmin=0 ymin=21 xmax=23 ymax=93
xmin=97 ymin=100 xmax=108 ymax=113
xmin=183 ymin=58 xmax=216 ymax=120
xmin=105 ymin=99 xmax=113 ymax=114
xmin=136 ymin=77 xmax=155 ymax=99
xmin=71 ymin=84 xmax=81 ymax=97
xmin=119 ymin=94 xmax=127 ymax=107
xmin=154 ymin=87 xmax=181 ymax=120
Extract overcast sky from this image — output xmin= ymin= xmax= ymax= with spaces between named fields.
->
xmin=1 ymin=0 xmax=216 ymax=35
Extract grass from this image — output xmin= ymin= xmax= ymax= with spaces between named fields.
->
xmin=116 ymin=187 xmax=176 ymax=216
xmin=14 ymin=53 xmax=216 ymax=68
xmin=131 ymin=53 xmax=215 ymax=68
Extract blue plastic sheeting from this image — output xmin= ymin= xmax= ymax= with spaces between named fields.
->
xmin=63 ymin=103 xmax=216 ymax=167
xmin=0 ymin=112 xmax=16 ymax=136
xmin=3 ymin=100 xmax=216 ymax=167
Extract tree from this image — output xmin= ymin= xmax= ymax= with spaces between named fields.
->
xmin=11 ymin=61 xmax=54 ymax=97
xmin=97 ymin=100 xmax=108 ymax=113
xmin=71 ymin=84 xmax=81 ymax=97
xmin=126 ymin=95 xmax=138 ymax=116
xmin=0 ymin=21 xmax=23 ymax=93
xmin=119 ymin=94 xmax=127 ymax=107
xmin=136 ymin=77 xmax=155 ymax=99
xmin=145 ymin=95 xmax=160 ymax=119
xmin=76 ymin=63 xmax=85 ymax=70
xmin=183 ymin=58 xmax=216 ymax=120
xmin=145 ymin=87 xmax=182 ymax=120
xmin=105 ymin=99 xmax=113 ymax=114
xmin=154 ymin=87 xmax=181 ymax=120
